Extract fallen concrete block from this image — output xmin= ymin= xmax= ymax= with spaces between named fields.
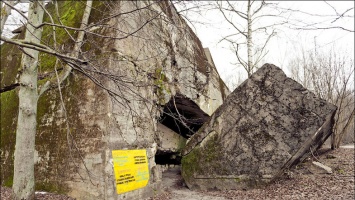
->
xmin=312 ymin=161 xmax=333 ymax=174
xmin=181 ymin=63 xmax=337 ymax=190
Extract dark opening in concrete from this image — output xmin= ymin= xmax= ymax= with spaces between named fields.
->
xmin=155 ymin=151 xmax=181 ymax=165
xmin=159 ymin=93 xmax=209 ymax=138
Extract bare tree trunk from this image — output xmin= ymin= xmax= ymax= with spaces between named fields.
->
xmin=12 ymin=2 xmax=44 ymax=200
xmin=246 ymin=0 xmax=253 ymax=77
xmin=63 ymin=0 xmax=92 ymax=79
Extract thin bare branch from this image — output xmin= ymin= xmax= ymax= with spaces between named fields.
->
xmin=39 ymin=0 xmax=93 ymax=96
xmin=216 ymin=1 xmax=247 ymax=38
xmin=251 ymin=0 xmax=265 ymax=16
xmin=226 ymin=1 xmax=248 ymax=20
xmin=0 ymin=36 xmax=88 ymax=64
xmin=293 ymin=26 xmax=354 ymax=32
xmin=331 ymin=8 xmax=353 ymax=23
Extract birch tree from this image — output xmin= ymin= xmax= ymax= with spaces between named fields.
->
xmin=215 ymin=0 xmax=286 ymax=77
xmin=1 ymin=1 xmax=93 ymax=199
xmin=11 ymin=2 xmax=44 ymax=199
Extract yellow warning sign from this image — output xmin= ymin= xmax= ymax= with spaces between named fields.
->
xmin=112 ymin=149 xmax=150 ymax=194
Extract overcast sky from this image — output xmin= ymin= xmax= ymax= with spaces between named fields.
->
xmin=3 ymin=1 xmax=354 ymax=91
xmin=180 ymin=1 xmax=354 ymax=89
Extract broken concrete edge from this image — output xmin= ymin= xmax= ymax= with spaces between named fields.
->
xmin=182 ymin=63 xmax=279 ymax=156
xmin=181 ymin=131 xmax=269 ymax=190
xmin=181 ymin=63 xmax=338 ymax=190
xmin=181 ymin=131 xmax=226 ymax=189
xmin=203 ymin=48 xmax=230 ymax=96
xmin=182 ymin=63 xmax=278 ymax=156
xmin=157 ymin=123 xmax=187 ymax=153
xmin=275 ymin=108 xmax=336 ymax=180
xmin=182 ymin=109 xmax=224 ymax=157
xmin=183 ymin=63 xmax=337 ymax=158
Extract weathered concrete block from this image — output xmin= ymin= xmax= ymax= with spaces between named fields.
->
xmin=312 ymin=161 xmax=333 ymax=174
xmin=181 ymin=63 xmax=337 ymax=190
xmin=157 ymin=123 xmax=187 ymax=153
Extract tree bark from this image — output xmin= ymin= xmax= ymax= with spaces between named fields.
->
xmin=246 ymin=0 xmax=253 ymax=77
xmin=12 ymin=2 xmax=44 ymax=200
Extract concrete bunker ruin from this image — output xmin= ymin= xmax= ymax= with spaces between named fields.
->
xmin=155 ymin=93 xmax=209 ymax=166
xmin=181 ymin=64 xmax=337 ymax=191
xmin=1 ymin=1 xmax=229 ymax=199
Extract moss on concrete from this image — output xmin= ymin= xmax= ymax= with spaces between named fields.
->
xmin=181 ymin=133 xmax=222 ymax=183
xmin=0 ymin=90 xmax=18 ymax=186
xmin=39 ymin=1 xmax=86 ymax=73
xmin=3 ymin=176 xmax=13 ymax=187
xmin=35 ymin=180 xmax=67 ymax=194
xmin=154 ymin=67 xmax=171 ymax=104
xmin=0 ymin=1 xmax=109 ymax=192
xmin=181 ymin=148 xmax=200 ymax=182
xmin=34 ymin=75 xmax=87 ymax=194
xmin=177 ymin=136 xmax=187 ymax=152
xmin=38 ymin=1 xmax=109 ymax=73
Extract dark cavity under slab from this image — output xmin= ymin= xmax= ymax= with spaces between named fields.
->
xmin=159 ymin=93 xmax=209 ymax=138
xmin=155 ymin=151 xmax=182 ymax=165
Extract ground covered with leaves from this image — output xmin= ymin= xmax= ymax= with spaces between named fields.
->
xmin=1 ymin=147 xmax=354 ymax=200
xmin=149 ymin=147 xmax=354 ymax=200
xmin=202 ymin=148 xmax=354 ymax=200
xmin=0 ymin=187 xmax=75 ymax=200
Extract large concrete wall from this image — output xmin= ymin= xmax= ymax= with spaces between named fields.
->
xmin=0 ymin=1 xmax=229 ymax=199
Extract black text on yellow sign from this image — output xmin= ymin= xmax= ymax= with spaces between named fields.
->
xmin=112 ymin=149 xmax=150 ymax=194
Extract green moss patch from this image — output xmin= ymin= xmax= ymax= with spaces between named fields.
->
xmin=0 ymin=0 xmax=110 ymax=192
xmin=181 ymin=133 xmax=223 ymax=183
xmin=154 ymin=67 xmax=171 ymax=104
xmin=0 ymin=90 xmax=18 ymax=186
